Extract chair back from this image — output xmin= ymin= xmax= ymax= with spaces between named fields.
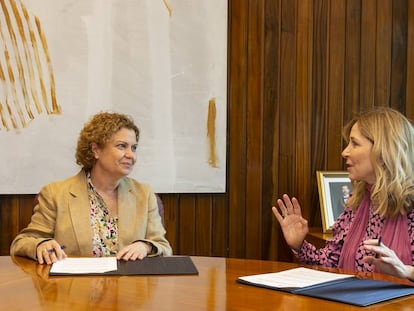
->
xmin=155 ymin=194 xmax=165 ymax=226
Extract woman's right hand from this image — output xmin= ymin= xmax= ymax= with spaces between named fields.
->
xmin=36 ymin=240 xmax=67 ymax=265
xmin=272 ymin=194 xmax=309 ymax=251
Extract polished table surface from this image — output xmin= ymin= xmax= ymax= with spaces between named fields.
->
xmin=1 ymin=256 xmax=414 ymax=310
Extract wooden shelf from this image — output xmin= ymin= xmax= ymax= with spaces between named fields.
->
xmin=306 ymin=228 xmax=332 ymax=249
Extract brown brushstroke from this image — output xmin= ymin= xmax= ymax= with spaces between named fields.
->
xmin=0 ymin=0 xmax=34 ymax=122
xmin=34 ymin=14 xmax=61 ymax=114
xmin=162 ymin=0 xmax=172 ymax=17
xmin=0 ymin=60 xmax=10 ymax=130
xmin=0 ymin=45 xmax=15 ymax=131
xmin=0 ymin=1 xmax=28 ymax=128
xmin=207 ymin=98 xmax=218 ymax=168
xmin=11 ymin=0 xmax=43 ymax=114
xmin=6 ymin=100 xmax=17 ymax=129
xmin=0 ymin=0 xmax=61 ymax=131
xmin=0 ymin=103 xmax=8 ymax=130
xmin=5 ymin=49 xmax=27 ymax=128
xmin=21 ymin=4 xmax=51 ymax=115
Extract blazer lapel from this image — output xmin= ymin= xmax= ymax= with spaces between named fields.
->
xmin=118 ymin=178 xmax=137 ymax=247
xmin=68 ymin=171 xmax=93 ymax=255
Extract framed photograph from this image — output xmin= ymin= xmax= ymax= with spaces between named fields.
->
xmin=316 ymin=171 xmax=351 ymax=233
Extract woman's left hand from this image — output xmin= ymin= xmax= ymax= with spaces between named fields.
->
xmin=116 ymin=241 xmax=152 ymax=261
xmin=363 ymin=239 xmax=413 ymax=280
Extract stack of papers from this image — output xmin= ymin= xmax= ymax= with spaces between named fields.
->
xmin=238 ymin=267 xmax=353 ymax=289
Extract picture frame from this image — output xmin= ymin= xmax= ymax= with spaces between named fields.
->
xmin=316 ymin=171 xmax=351 ymax=233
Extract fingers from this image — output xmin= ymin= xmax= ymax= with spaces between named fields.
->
xmin=275 ymin=194 xmax=292 ymax=218
xmin=36 ymin=240 xmax=66 ymax=265
xmin=363 ymin=239 xmax=396 ymax=262
xmin=117 ymin=250 xmax=139 ymax=261
xmin=281 ymin=194 xmax=294 ymax=211
xmin=291 ymin=197 xmax=302 ymax=214
xmin=272 ymin=206 xmax=284 ymax=223
xmin=117 ymin=242 xmax=148 ymax=261
xmin=363 ymin=238 xmax=384 ymax=258
xmin=37 ymin=247 xmax=57 ymax=265
xmin=363 ymin=247 xmax=409 ymax=279
xmin=273 ymin=194 xmax=301 ymax=219
xmin=276 ymin=199 xmax=288 ymax=218
xmin=116 ymin=248 xmax=130 ymax=261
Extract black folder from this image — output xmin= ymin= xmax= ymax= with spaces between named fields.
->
xmin=237 ymin=269 xmax=414 ymax=306
xmin=49 ymin=256 xmax=198 ymax=276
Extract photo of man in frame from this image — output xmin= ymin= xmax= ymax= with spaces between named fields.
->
xmin=329 ymin=182 xmax=352 ymax=220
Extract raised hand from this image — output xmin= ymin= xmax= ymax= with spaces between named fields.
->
xmin=272 ymin=194 xmax=309 ymax=251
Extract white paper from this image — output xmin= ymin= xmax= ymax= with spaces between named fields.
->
xmin=238 ymin=267 xmax=354 ymax=289
xmin=49 ymin=257 xmax=118 ymax=274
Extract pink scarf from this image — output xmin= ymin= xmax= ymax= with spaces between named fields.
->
xmin=338 ymin=188 xmax=411 ymax=270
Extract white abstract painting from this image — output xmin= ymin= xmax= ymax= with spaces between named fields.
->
xmin=0 ymin=0 xmax=227 ymax=193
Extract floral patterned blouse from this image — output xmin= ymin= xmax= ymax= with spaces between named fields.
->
xmin=295 ymin=206 xmax=414 ymax=272
xmin=87 ymin=172 xmax=118 ymax=256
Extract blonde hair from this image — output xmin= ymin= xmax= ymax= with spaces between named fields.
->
xmin=343 ymin=107 xmax=414 ymax=217
xmin=76 ymin=112 xmax=140 ymax=170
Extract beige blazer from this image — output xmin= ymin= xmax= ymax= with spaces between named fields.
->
xmin=10 ymin=170 xmax=172 ymax=260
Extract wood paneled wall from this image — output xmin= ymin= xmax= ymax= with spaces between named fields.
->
xmin=1 ymin=0 xmax=414 ymax=261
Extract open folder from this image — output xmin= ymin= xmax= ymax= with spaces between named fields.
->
xmin=237 ymin=267 xmax=414 ymax=306
xmin=49 ymin=256 xmax=198 ymax=276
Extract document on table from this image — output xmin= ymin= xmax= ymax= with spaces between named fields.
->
xmin=238 ymin=267 xmax=414 ymax=306
xmin=49 ymin=257 xmax=118 ymax=274
xmin=49 ymin=256 xmax=199 ymax=276
xmin=238 ymin=267 xmax=353 ymax=289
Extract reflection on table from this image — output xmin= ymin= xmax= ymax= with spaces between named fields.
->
xmin=1 ymin=256 xmax=413 ymax=310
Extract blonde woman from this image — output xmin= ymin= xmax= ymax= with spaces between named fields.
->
xmin=273 ymin=107 xmax=414 ymax=280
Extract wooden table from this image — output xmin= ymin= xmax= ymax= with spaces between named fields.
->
xmin=1 ymin=256 xmax=414 ymax=310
